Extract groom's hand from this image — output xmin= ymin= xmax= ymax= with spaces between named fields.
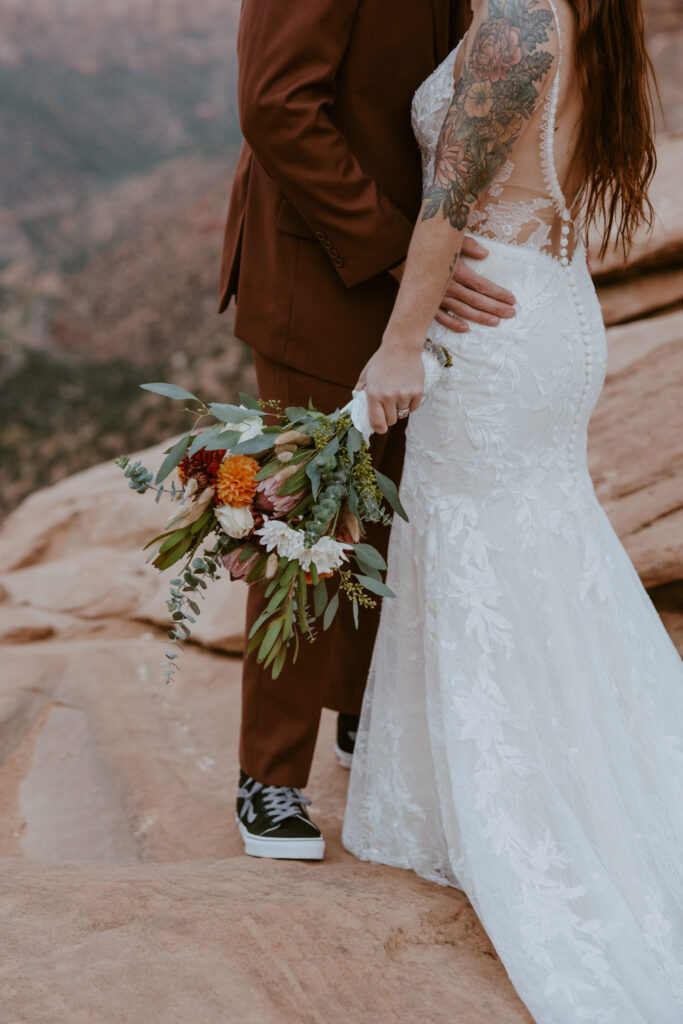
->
xmin=437 ymin=235 xmax=516 ymax=332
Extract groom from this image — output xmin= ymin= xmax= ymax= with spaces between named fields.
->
xmin=218 ymin=0 xmax=515 ymax=859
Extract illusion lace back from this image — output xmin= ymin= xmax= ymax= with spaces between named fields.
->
xmin=412 ymin=0 xmax=582 ymax=262
xmin=343 ymin=2 xmax=683 ymax=1022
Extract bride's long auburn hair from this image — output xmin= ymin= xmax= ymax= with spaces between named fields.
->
xmin=566 ymin=0 xmax=658 ymax=256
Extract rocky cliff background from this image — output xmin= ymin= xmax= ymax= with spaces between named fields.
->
xmin=0 ymin=1 xmax=682 ymax=1021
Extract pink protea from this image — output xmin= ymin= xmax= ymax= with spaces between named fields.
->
xmin=222 ymin=546 xmax=259 ymax=580
xmin=255 ymin=472 xmax=304 ymax=516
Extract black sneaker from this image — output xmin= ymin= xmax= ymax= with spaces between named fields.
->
xmin=335 ymin=713 xmax=359 ymax=770
xmin=236 ymin=770 xmax=325 ymax=860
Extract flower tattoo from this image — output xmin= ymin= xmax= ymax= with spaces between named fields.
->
xmin=470 ymin=18 xmax=522 ymax=82
xmin=423 ymin=0 xmax=555 ymax=230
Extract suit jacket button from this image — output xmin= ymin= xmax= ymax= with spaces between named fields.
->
xmin=333 ymin=257 xmax=344 ymax=268
xmin=323 ymin=239 xmax=332 ymax=249
xmin=315 ymin=231 xmax=325 ymax=241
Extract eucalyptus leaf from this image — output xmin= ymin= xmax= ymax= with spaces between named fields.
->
xmin=231 ymin=433 xmax=277 ymax=456
xmin=306 ymin=460 xmax=322 ymax=499
xmin=284 ymin=406 xmax=310 ymax=422
xmin=347 ymin=426 xmax=363 ymax=456
xmin=353 ymin=561 xmax=382 ymax=582
xmin=208 ymin=402 xmax=256 ymax=423
xmin=239 ymin=392 xmax=262 ymax=411
xmin=374 ymin=468 xmax=409 ymax=522
xmin=188 ymin=428 xmax=221 ymax=458
xmin=141 ymin=382 xmax=197 ymax=401
xmin=352 ymin=596 xmax=359 ymax=629
xmin=352 ymin=543 xmax=387 ymax=570
xmin=354 ymin=574 xmax=396 ymax=598
xmin=321 ymin=435 xmax=340 ymax=458
xmin=204 ymin=430 xmax=241 ymax=451
xmin=155 ymin=434 xmax=191 ymax=485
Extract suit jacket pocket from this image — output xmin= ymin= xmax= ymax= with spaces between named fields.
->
xmin=276 ymin=197 xmax=316 ymax=241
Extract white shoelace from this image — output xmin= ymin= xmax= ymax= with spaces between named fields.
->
xmin=238 ymin=778 xmax=311 ymax=825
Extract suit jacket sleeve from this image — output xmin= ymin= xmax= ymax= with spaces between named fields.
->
xmin=237 ymin=0 xmax=415 ymax=289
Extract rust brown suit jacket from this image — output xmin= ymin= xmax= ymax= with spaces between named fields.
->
xmin=218 ymin=0 xmax=469 ymax=389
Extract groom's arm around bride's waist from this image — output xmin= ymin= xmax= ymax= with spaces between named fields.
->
xmin=235 ymin=0 xmax=416 ymax=290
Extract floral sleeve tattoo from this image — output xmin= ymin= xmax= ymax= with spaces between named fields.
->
xmin=423 ymin=0 xmax=555 ymax=229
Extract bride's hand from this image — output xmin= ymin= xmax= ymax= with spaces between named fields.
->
xmin=355 ymin=338 xmax=425 ymax=435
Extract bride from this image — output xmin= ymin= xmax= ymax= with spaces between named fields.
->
xmin=342 ymin=0 xmax=683 ymax=1021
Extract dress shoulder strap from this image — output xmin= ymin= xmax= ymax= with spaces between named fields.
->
xmin=539 ymin=0 xmax=571 ymax=223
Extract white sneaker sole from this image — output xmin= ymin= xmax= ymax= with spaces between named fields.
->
xmin=335 ymin=743 xmax=353 ymax=770
xmin=236 ymin=819 xmax=325 ymax=861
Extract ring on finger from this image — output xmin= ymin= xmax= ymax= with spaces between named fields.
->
xmin=397 ymin=406 xmax=410 ymax=419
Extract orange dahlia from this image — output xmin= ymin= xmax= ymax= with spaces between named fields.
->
xmin=215 ymin=454 xmax=260 ymax=507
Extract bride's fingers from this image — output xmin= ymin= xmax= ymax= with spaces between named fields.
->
xmin=434 ymin=308 xmax=469 ymax=333
xmin=381 ymin=397 xmax=398 ymax=429
xmin=367 ymin=393 xmax=389 ymax=434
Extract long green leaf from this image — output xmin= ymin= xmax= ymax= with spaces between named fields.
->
xmin=246 ymin=553 xmax=268 ymax=583
xmin=190 ymin=507 xmax=214 ymax=534
xmin=313 ymin=578 xmax=328 ymax=617
xmin=258 ymin=617 xmax=284 ymax=663
xmin=248 ymin=608 xmax=272 ymax=641
xmin=153 ymin=533 xmax=194 ymax=570
xmin=354 ymin=574 xmax=396 ymax=598
xmin=295 ymin=569 xmax=309 ymax=634
xmin=374 ymin=468 xmax=409 ymax=522
xmin=271 ymin=643 xmax=287 ymax=680
xmin=159 ymin=526 xmax=191 ymax=554
xmin=247 ymin=623 xmax=268 ymax=653
xmin=155 ymin=434 xmax=191 ymax=485
xmin=323 ymin=591 xmax=339 ymax=630
xmin=141 ymin=383 xmax=197 ymax=401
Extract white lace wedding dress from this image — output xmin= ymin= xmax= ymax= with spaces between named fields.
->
xmin=342 ymin=3 xmax=683 ymax=1021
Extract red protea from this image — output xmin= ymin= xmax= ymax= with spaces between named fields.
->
xmin=178 ymin=448 xmax=226 ymax=490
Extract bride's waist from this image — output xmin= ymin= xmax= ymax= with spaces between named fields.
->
xmin=463 ymin=235 xmax=587 ymax=276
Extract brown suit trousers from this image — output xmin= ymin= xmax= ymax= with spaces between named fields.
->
xmin=220 ymin=0 xmax=469 ymax=786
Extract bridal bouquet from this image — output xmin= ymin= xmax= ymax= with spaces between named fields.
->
xmin=116 ymin=381 xmax=411 ymax=680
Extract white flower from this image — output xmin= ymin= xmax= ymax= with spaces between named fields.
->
xmin=256 ymin=519 xmax=306 ymax=562
xmin=304 ymin=534 xmax=352 ymax=575
xmin=232 ymin=408 xmax=264 ymax=442
xmin=255 ymin=518 xmax=351 ymax=574
xmin=215 ymin=503 xmax=254 ymax=539
xmin=166 ymin=478 xmax=215 ymax=529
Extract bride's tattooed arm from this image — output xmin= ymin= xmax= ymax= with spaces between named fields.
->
xmin=355 ymin=0 xmax=557 ymax=434
xmin=423 ymin=0 xmax=555 ymax=229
